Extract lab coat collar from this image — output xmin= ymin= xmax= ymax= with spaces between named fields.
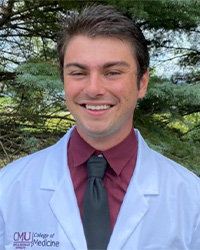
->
xmin=134 ymin=129 xmax=159 ymax=195
xmin=39 ymin=127 xmax=159 ymax=250
xmin=40 ymin=128 xmax=159 ymax=195
xmin=108 ymin=129 xmax=159 ymax=250
xmin=39 ymin=126 xmax=73 ymax=191
xmin=40 ymin=126 xmax=87 ymax=250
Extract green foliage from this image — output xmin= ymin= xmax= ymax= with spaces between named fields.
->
xmin=0 ymin=0 xmax=199 ymax=173
xmin=135 ymin=77 xmax=200 ymax=175
xmin=108 ymin=0 xmax=200 ymax=30
xmin=13 ymin=60 xmax=64 ymax=122
xmin=16 ymin=60 xmax=62 ymax=90
xmin=0 ymin=59 xmax=74 ymax=166
xmin=136 ymin=118 xmax=200 ymax=176
xmin=141 ymin=78 xmax=200 ymax=115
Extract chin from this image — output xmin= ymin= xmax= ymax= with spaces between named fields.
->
xmin=81 ymin=126 xmax=110 ymax=138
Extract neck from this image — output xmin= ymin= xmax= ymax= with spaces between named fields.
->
xmin=76 ymin=126 xmax=133 ymax=151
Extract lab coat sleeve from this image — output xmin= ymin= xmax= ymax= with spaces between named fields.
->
xmin=189 ymin=210 xmax=200 ymax=249
xmin=0 ymin=209 xmax=5 ymax=250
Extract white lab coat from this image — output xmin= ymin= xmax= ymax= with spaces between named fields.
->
xmin=0 ymin=127 xmax=200 ymax=250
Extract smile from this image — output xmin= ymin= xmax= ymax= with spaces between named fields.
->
xmin=85 ymin=104 xmax=110 ymax=111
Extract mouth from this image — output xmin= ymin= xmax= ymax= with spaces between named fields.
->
xmin=84 ymin=104 xmax=111 ymax=111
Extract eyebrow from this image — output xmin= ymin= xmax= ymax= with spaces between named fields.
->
xmin=64 ymin=61 xmax=130 ymax=70
xmin=102 ymin=61 xmax=130 ymax=69
xmin=65 ymin=63 xmax=86 ymax=70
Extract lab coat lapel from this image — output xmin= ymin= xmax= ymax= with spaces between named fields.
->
xmin=108 ymin=130 xmax=159 ymax=250
xmin=49 ymin=175 xmax=87 ymax=250
xmin=40 ymin=127 xmax=87 ymax=250
xmin=108 ymin=180 xmax=149 ymax=250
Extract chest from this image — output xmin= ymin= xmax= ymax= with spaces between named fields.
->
xmin=2 ymin=183 xmax=194 ymax=250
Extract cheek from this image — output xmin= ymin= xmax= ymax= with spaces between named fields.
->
xmin=64 ymin=83 xmax=73 ymax=105
xmin=117 ymin=85 xmax=135 ymax=102
xmin=64 ymin=81 xmax=78 ymax=97
xmin=121 ymin=89 xmax=139 ymax=111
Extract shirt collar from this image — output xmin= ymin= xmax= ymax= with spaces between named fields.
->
xmin=102 ymin=131 xmax=137 ymax=175
xmin=69 ymin=127 xmax=138 ymax=176
xmin=69 ymin=128 xmax=95 ymax=167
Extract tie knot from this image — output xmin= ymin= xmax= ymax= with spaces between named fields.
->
xmin=87 ymin=155 xmax=107 ymax=179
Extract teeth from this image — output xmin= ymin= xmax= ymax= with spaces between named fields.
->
xmin=85 ymin=104 xmax=110 ymax=110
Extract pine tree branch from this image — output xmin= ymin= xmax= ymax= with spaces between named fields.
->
xmin=0 ymin=112 xmax=74 ymax=122
xmin=0 ymin=72 xmax=15 ymax=82
xmin=182 ymin=108 xmax=200 ymax=117
xmin=0 ymin=0 xmax=15 ymax=27
xmin=153 ymin=53 xmax=189 ymax=66
xmin=181 ymin=123 xmax=200 ymax=137
xmin=0 ymin=140 xmax=11 ymax=162
xmin=161 ymin=45 xmax=199 ymax=53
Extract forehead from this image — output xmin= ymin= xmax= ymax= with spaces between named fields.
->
xmin=64 ymin=35 xmax=136 ymax=67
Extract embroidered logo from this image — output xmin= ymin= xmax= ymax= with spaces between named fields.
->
xmin=13 ymin=232 xmax=60 ymax=249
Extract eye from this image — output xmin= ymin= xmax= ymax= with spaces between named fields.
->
xmin=106 ymin=71 xmax=121 ymax=76
xmin=69 ymin=71 xmax=87 ymax=77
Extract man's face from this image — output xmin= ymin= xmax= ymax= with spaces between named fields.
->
xmin=63 ymin=35 xmax=148 ymax=147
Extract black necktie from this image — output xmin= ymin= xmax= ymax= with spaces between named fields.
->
xmin=83 ymin=155 xmax=111 ymax=250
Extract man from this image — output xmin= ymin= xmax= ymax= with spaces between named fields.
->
xmin=0 ymin=5 xmax=200 ymax=250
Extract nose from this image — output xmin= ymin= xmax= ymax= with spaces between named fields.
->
xmin=83 ymin=73 xmax=105 ymax=98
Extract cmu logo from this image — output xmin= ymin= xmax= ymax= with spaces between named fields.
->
xmin=14 ymin=232 xmax=32 ymax=242
xmin=13 ymin=232 xmax=32 ymax=249
xmin=13 ymin=231 xmax=60 ymax=249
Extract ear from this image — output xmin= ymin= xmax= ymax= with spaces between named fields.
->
xmin=138 ymin=68 xmax=149 ymax=99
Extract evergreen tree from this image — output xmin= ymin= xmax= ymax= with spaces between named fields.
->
xmin=0 ymin=0 xmax=199 ymax=171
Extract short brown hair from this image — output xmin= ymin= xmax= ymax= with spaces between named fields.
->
xmin=57 ymin=5 xmax=149 ymax=86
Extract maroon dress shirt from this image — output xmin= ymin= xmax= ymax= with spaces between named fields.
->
xmin=67 ymin=128 xmax=138 ymax=231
